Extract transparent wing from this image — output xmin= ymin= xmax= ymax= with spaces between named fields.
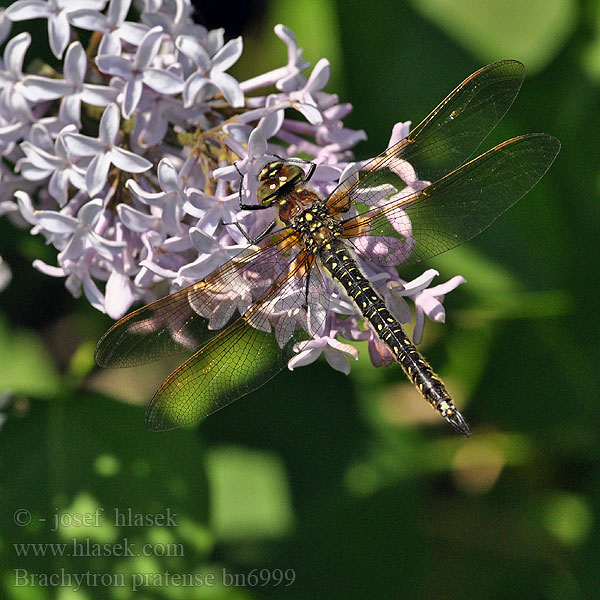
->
xmin=95 ymin=229 xmax=302 ymax=367
xmin=327 ymin=60 xmax=525 ymax=214
xmin=144 ymin=254 xmax=318 ymax=431
xmin=342 ymin=134 xmax=560 ymax=266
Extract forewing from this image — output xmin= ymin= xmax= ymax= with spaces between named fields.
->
xmin=95 ymin=230 xmax=300 ymax=368
xmin=327 ymin=60 xmax=525 ymax=214
xmin=342 ymin=134 xmax=560 ymax=266
xmin=145 ymin=255 xmax=315 ymax=431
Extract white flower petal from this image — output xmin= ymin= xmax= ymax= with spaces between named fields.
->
xmin=157 ymin=159 xmax=178 ymax=192
xmin=323 ymin=346 xmax=352 ymax=375
xmin=99 ymin=102 xmax=120 ymax=144
xmin=95 ymin=53 xmax=131 ymax=77
xmin=401 ymin=269 xmax=439 ymax=294
xmin=6 ymin=3 xmax=50 ymax=21
xmin=188 ymin=227 xmax=218 ymax=253
xmin=59 ymin=93 xmax=82 ymax=126
xmin=210 ymin=71 xmax=244 ymax=108
xmin=63 ymin=132 xmax=105 ymax=156
xmin=22 ymin=75 xmax=71 ymax=101
xmin=77 ymin=198 xmax=103 ymax=224
xmin=105 ymin=269 xmax=135 ymax=319
xmin=86 ymin=152 xmax=111 ymax=196
xmin=143 ymin=68 xmax=183 ymax=94
xmin=211 ymin=36 xmax=242 ymax=72
xmin=117 ymin=204 xmax=159 ymax=232
xmin=175 ymin=34 xmax=210 ymax=69
xmin=32 ymin=259 xmax=64 ymax=277
xmin=36 ymin=211 xmax=79 ymax=234
xmin=306 ymin=58 xmax=330 ymax=93
xmin=293 ymin=103 xmax=322 ymax=125
xmin=288 ymin=347 xmax=321 ymax=370
xmin=122 ymin=74 xmax=143 ymax=118
xmin=63 ymin=41 xmax=86 ymax=85
xmin=49 ymin=10 xmax=70 ymax=59
xmin=82 ymin=273 xmax=105 ymax=312
xmin=69 ymin=9 xmax=108 ymax=31
xmin=110 ymin=146 xmax=152 ymax=172
xmin=80 ymin=83 xmax=118 ymax=106
xmin=135 ymin=26 xmax=163 ymax=70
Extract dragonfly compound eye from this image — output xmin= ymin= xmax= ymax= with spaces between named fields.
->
xmin=258 ymin=161 xmax=284 ymax=181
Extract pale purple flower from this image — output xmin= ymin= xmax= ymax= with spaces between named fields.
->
xmin=0 ymin=4 xmax=466 ymax=378
xmin=289 ymin=336 xmax=359 ymax=375
xmin=183 ymin=188 xmax=240 ymax=238
xmin=142 ymin=0 xmax=207 ymax=41
xmin=174 ymin=228 xmax=246 ymax=286
xmin=0 ymin=159 xmax=39 ymax=204
xmin=16 ymin=124 xmax=86 ymax=205
xmin=178 ymin=34 xmax=244 ymax=109
xmin=0 ymin=92 xmax=51 ymax=148
xmin=6 ymin=0 xmax=107 ymax=59
xmin=69 ymin=0 xmax=149 ymax=55
xmin=22 ymin=41 xmax=116 ymax=127
xmin=239 ymin=24 xmax=310 ymax=94
xmin=96 ymin=26 xmax=183 ymax=118
xmin=62 ymin=103 xmax=152 ymax=196
xmin=126 ymin=158 xmax=186 ymax=236
xmin=15 ymin=192 xmax=125 ymax=262
xmin=384 ymin=270 xmax=467 ymax=344
xmin=0 ymin=32 xmax=30 ymax=115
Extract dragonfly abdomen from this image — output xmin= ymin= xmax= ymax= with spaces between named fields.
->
xmin=319 ymin=240 xmax=471 ymax=437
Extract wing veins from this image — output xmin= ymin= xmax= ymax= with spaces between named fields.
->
xmin=146 ymin=250 xmax=315 ymax=429
xmin=326 ymin=60 xmax=525 ymax=214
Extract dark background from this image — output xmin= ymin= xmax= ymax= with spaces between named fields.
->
xmin=1 ymin=0 xmax=598 ymax=597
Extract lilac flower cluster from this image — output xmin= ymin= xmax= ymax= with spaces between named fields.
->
xmin=0 ymin=0 xmax=464 ymax=373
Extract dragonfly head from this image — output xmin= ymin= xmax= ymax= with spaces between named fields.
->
xmin=257 ymin=161 xmax=305 ymax=206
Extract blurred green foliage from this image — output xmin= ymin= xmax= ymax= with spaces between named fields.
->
xmin=1 ymin=0 xmax=599 ymax=598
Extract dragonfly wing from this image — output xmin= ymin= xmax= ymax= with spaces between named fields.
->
xmin=145 ymin=255 xmax=315 ymax=431
xmin=327 ymin=60 xmax=525 ymax=213
xmin=95 ymin=231 xmax=300 ymax=368
xmin=342 ymin=134 xmax=560 ymax=266
xmin=400 ymin=59 xmax=526 ymax=182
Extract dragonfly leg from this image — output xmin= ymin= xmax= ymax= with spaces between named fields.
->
xmin=223 ymin=219 xmax=276 ymax=245
xmin=234 ymin=161 xmax=272 ymax=211
xmin=304 ymin=161 xmax=316 ymax=182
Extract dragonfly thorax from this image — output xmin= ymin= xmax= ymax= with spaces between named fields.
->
xmin=292 ymin=203 xmax=343 ymax=254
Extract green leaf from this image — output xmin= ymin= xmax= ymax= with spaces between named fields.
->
xmin=410 ymin=0 xmax=576 ymax=72
xmin=0 ymin=393 xmax=212 ymax=599
xmin=206 ymin=446 xmax=294 ymax=542
xmin=0 ymin=315 xmax=59 ymax=397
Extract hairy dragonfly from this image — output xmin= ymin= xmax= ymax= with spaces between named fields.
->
xmin=96 ymin=60 xmax=560 ymax=434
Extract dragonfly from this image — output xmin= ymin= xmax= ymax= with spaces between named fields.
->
xmin=95 ymin=60 xmax=560 ymax=434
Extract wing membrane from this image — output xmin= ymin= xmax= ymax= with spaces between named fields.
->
xmin=401 ymin=60 xmax=525 ymax=181
xmin=327 ymin=60 xmax=525 ymax=214
xmin=342 ymin=134 xmax=560 ymax=266
xmin=95 ymin=229 xmax=300 ymax=367
xmin=145 ymin=254 xmax=315 ymax=430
